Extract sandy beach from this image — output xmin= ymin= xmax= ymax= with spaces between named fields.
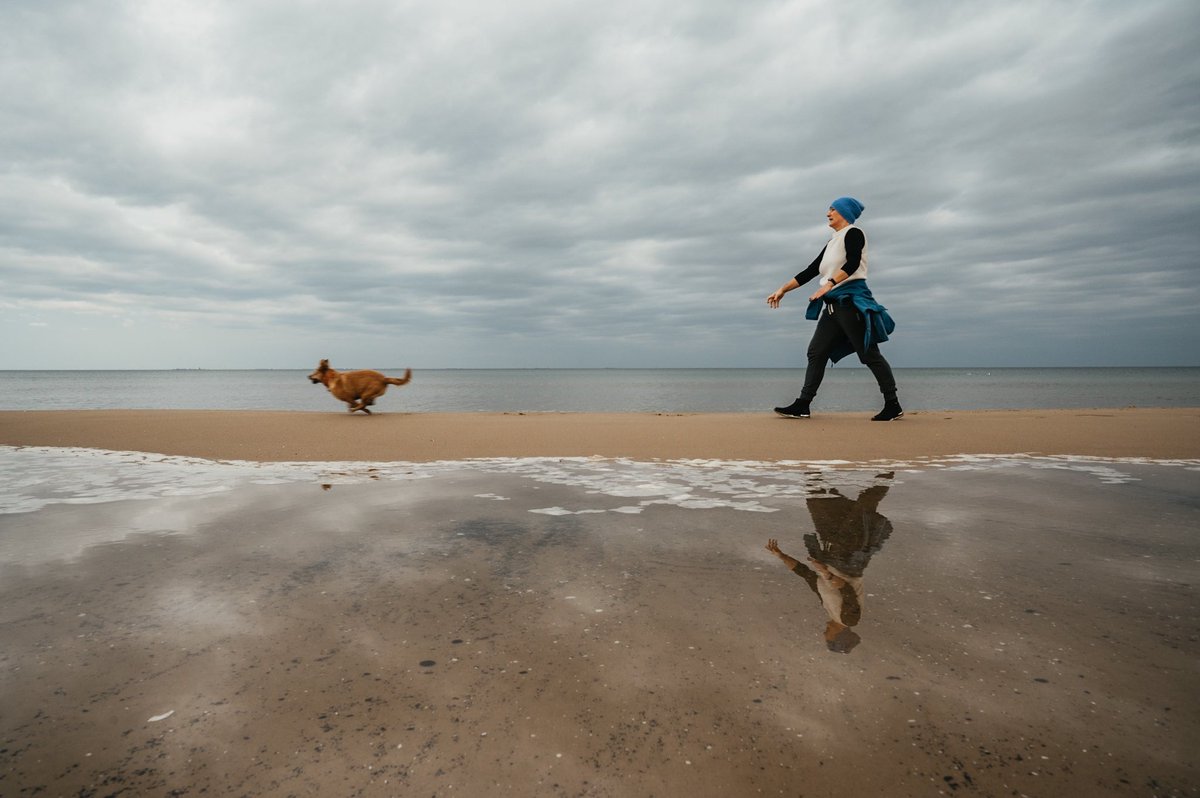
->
xmin=2 ymin=410 xmax=1198 ymax=796
xmin=2 ymin=406 xmax=1199 ymax=462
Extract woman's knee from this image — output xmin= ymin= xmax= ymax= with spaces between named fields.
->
xmin=857 ymin=347 xmax=886 ymax=366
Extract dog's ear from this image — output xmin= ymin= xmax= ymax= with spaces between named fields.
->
xmin=319 ymin=359 xmax=329 ymax=368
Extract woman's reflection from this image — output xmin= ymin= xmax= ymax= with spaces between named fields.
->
xmin=765 ymin=474 xmax=894 ymax=654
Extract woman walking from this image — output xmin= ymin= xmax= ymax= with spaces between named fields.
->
xmin=766 ymin=197 xmax=902 ymax=421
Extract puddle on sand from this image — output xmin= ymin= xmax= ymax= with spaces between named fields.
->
xmin=0 ymin=448 xmax=1197 ymax=797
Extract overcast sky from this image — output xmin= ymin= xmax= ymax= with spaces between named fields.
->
xmin=2 ymin=0 xmax=1197 ymax=370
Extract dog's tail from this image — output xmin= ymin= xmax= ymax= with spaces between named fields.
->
xmin=386 ymin=369 xmax=413 ymax=386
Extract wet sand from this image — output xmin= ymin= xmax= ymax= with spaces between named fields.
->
xmin=1 ymin=420 xmax=1198 ymax=796
xmin=2 ymin=406 xmax=1199 ymax=461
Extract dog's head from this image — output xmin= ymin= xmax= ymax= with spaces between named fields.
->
xmin=308 ymin=359 xmax=330 ymax=384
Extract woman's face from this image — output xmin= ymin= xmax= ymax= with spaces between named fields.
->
xmin=827 ymin=207 xmax=848 ymax=230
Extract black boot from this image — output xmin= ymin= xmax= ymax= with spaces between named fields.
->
xmin=774 ymin=398 xmax=811 ymax=419
xmin=871 ymin=399 xmax=904 ymax=421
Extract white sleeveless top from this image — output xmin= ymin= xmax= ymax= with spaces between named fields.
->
xmin=818 ymin=225 xmax=868 ymax=284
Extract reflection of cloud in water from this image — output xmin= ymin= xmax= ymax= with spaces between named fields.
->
xmin=153 ymin=582 xmax=249 ymax=633
xmin=3 ymin=446 xmax=1198 ymax=516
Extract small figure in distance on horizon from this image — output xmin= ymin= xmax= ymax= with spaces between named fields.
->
xmin=766 ymin=196 xmax=903 ymax=421
xmin=307 ymin=359 xmax=412 ymax=414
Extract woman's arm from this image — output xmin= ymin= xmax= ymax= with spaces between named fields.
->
xmin=767 ymin=247 xmax=826 ymax=307
xmin=767 ymin=278 xmax=799 ymax=308
xmin=766 ymin=538 xmax=803 ymax=570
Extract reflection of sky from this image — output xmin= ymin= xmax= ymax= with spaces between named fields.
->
xmin=2 ymin=445 xmax=1197 ymax=798
xmin=4 ymin=445 xmax=1199 ymax=516
xmin=3 ymin=444 xmax=1198 ymax=567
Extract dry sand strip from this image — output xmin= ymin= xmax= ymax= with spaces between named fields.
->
xmin=1 ymin=407 xmax=1198 ymax=462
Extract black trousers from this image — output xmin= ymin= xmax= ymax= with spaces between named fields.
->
xmin=801 ymin=302 xmax=897 ymax=401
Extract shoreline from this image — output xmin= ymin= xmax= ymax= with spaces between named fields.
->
xmin=2 ymin=407 xmax=1198 ymax=462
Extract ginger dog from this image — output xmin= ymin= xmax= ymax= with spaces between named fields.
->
xmin=308 ymin=359 xmax=412 ymax=414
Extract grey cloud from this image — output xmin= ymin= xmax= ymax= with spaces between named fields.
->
xmin=1 ymin=0 xmax=1198 ymax=369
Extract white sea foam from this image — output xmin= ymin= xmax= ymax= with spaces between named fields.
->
xmin=1 ymin=445 xmax=1196 ymax=516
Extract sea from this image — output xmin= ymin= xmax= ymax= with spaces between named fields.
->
xmin=0 ymin=367 xmax=1197 ymax=413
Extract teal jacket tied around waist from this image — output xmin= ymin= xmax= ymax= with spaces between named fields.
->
xmin=805 ymin=280 xmax=896 ymax=364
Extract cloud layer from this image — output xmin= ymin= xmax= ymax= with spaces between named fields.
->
xmin=3 ymin=0 xmax=1198 ymax=368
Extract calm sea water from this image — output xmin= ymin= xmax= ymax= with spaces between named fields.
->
xmin=1 ymin=368 xmax=1197 ymax=413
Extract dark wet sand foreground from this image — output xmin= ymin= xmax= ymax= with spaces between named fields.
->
xmin=1 ymin=453 xmax=1197 ymax=796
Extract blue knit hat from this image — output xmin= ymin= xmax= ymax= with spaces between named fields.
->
xmin=830 ymin=196 xmax=864 ymax=224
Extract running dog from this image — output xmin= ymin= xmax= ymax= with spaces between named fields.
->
xmin=307 ymin=359 xmax=412 ymax=414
